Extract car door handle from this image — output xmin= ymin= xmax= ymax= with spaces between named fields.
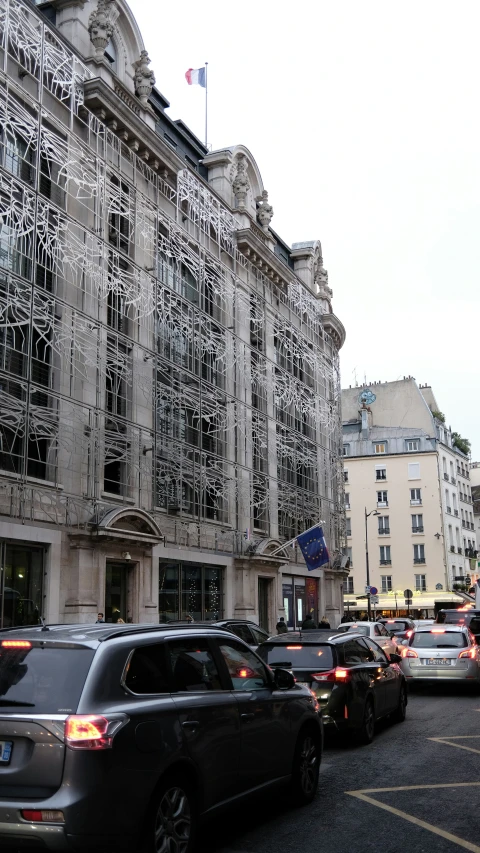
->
xmin=241 ymin=713 xmax=255 ymax=722
xmin=182 ymin=720 xmax=200 ymax=729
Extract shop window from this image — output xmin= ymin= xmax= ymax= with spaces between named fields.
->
xmin=0 ymin=544 xmax=43 ymax=628
xmin=159 ymin=561 xmax=223 ymax=622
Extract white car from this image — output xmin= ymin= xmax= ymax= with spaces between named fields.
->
xmin=333 ymin=622 xmax=398 ymax=657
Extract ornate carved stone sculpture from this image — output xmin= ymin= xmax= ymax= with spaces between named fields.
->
xmin=256 ymin=190 xmax=274 ymax=231
xmin=133 ymin=50 xmax=156 ymax=105
xmin=232 ymin=155 xmax=250 ymax=209
xmin=88 ymin=0 xmax=115 ymax=58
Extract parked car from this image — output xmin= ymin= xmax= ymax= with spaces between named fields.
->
xmin=0 ymin=622 xmax=322 ymax=852
xmin=379 ymin=618 xmax=416 ymax=649
xmin=257 ymin=630 xmax=407 ymax=745
xmin=400 ymin=624 xmax=480 ymax=685
xmin=333 ymin=621 xmax=398 ymax=657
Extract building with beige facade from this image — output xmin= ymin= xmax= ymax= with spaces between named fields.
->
xmin=0 ymin=0 xmax=347 ymax=632
xmin=342 ymin=379 xmax=475 ymax=616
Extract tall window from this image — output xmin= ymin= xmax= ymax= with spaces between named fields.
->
xmin=378 ymin=516 xmax=390 ymax=534
xmin=375 ymin=466 xmax=387 ymax=481
xmin=414 ymin=573 xmax=427 ymax=592
xmin=410 ymin=488 xmax=422 ymax=505
xmin=345 ymin=492 xmax=350 ymax=509
xmin=411 ymin=514 xmax=423 ymax=533
xmin=343 ymin=444 xmax=350 ymax=457
xmin=343 ymin=469 xmax=349 ymax=483
xmin=381 ymin=575 xmax=392 ymax=593
xmin=377 ymin=490 xmax=388 ymax=507
xmin=380 ymin=545 xmax=391 ymax=565
xmin=159 ymin=561 xmax=223 ymax=622
xmin=343 ymin=547 xmax=353 ymax=567
xmin=345 ymin=576 xmax=354 ymax=594
xmin=414 ymin=544 xmax=425 ymax=564
xmin=345 ymin=517 xmax=352 ymax=537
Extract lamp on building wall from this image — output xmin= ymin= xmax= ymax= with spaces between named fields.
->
xmin=122 ymin=552 xmax=132 ymax=562
xmin=365 ymin=508 xmax=381 ymax=620
xmin=434 ymin=532 xmax=442 ymax=539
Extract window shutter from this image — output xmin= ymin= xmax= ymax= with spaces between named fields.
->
xmin=408 ymin=463 xmax=420 ymax=479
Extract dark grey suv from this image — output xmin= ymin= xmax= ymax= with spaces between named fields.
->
xmin=0 ymin=623 xmax=322 ymax=852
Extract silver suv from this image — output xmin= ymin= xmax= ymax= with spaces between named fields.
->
xmin=0 ymin=623 xmax=322 ymax=852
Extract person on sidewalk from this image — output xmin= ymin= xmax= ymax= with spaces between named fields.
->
xmin=276 ymin=617 xmax=288 ymax=634
xmin=301 ymin=613 xmax=317 ymax=630
xmin=319 ymin=615 xmax=331 ymax=628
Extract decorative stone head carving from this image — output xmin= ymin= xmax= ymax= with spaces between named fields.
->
xmin=256 ymin=190 xmax=273 ymax=231
xmin=88 ymin=0 xmax=115 ymax=58
xmin=232 ymin=154 xmax=250 ymax=209
xmin=133 ymin=50 xmax=156 ymax=105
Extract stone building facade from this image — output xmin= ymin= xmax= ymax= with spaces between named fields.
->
xmin=0 ymin=0 xmax=347 ymax=631
xmin=342 ymin=379 xmax=476 ymax=617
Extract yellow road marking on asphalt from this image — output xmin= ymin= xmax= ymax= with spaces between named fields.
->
xmin=429 ymin=735 xmax=480 ymax=755
xmin=347 ymin=783 xmax=480 ymax=853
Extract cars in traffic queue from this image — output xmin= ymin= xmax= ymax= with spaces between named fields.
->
xmin=435 ymin=609 xmax=480 ymax=644
xmin=333 ymin=622 xmax=398 ymax=657
xmin=0 ymin=623 xmax=322 ymax=853
xmin=379 ymin=618 xmax=416 ymax=650
xmin=257 ymin=630 xmax=407 ymax=746
xmin=400 ymin=624 xmax=480 ymax=685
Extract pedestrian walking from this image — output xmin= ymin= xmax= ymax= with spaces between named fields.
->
xmin=96 ymin=612 xmax=105 ymax=623
xmin=301 ymin=613 xmax=316 ymax=630
xmin=319 ymin=615 xmax=331 ymax=628
xmin=276 ymin=617 xmax=288 ymax=634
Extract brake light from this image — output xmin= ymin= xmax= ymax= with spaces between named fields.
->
xmin=387 ymin=620 xmax=395 ymax=624
xmin=1 ymin=640 xmax=31 ymax=648
xmin=431 ymin=629 xmax=445 ymax=633
xmin=459 ymin=648 xmax=476 ymax=659
xmin=65 ymin=715 xmax=112 ymax=750
xmin=406 ymin=630 xmax=413 ymax=637
xmin=286 ymin=645 xmax=302 ymax=650
xmin=312 ymin=667 xmax=350 ymax=682
xmin=401 ymin=648 xmax=418 ymax=658
xmin=22 ymin=810 xmax=64 ymax=823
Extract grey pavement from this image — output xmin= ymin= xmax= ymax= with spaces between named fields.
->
xmin=200 ymin=683 xmax=480 ymax=853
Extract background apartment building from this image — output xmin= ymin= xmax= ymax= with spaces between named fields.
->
xmin=342 ymin=379 xmax=475 ymax=616
xmin=0 ymin=0 xmax=347 ymax=631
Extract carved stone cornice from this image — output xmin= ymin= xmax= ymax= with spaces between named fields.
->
xmin=236 ymin=227 xmax=293 ymax=290
xmin=322 ymin=312 xmax=346 ymax=350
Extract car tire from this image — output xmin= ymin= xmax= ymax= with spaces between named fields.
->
xmin=144 ymin=773 xmax=197 ymax=853
xmin=356 ymin=697 xmax=375 ymax=745
xmin=392 ymin=685 xmax=407 ymax=723
xmin=290 ymin=728 xmax=321 ymax=805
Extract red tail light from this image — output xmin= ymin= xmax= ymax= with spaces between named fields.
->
xmin=406 ymin=630 xmax=413 ymax=638
xmin=65 ymin=715 xmax=112 ymax=750
xmin=1 ymin=640 xmax=31 ymax=649
xmin=22 ymin=810 xmax=64 ymax=823
xmin=459 ymin=648 xmax=476 ymax=659
xmin=401 ymin=648 xmax=418 ymax=658
xmin=312 ymin=667 xmax=350 ymax=682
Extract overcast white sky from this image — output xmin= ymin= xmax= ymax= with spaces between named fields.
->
xmin=131 ymin=0 xmax=480 ymax=457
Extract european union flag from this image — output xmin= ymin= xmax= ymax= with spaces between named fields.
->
xmin=297 ymin=526 xmax=330 ymax=571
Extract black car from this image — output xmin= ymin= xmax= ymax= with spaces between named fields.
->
xmin=164 ymin=619 xmax=270 ymax=650
xmin=379 ymin=618 xmax=416 ymax=646
xmin=257 ymin=630 xmax=407 ymax=745
xmin=0 ymin=623 xmax=321 ymax=853
xmin=435 ymin=609 xmax=480 ymax=643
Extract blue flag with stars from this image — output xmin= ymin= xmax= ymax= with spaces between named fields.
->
xmin=297 ymin=526 xmax=330 ymax=571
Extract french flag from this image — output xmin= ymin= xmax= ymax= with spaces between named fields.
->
xmin=185 ymin=66 xmax=206 ymax=88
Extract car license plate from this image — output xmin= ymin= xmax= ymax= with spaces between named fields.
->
xmin=0 ymin=742 xmax=12 ymax=764
xmin=297 ymin=682 xmax=311 ymax=688
xmin=426 ymin=658 xmax=451 ymax=666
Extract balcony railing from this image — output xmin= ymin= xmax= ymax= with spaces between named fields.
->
xmin=379 ymin=528 xmax=390 ymax=535
xmin=376 ymin=472 xmax=387 ymax=481
xmin=454 ymin=510 xmax=459 ymax=517
xmin=410 ymin=499 xmax=422 ymax=506
xmin=412 ymin=526 xmax=424 ymax=533
xmin=447 ymin=506 xmax=452 ymax=514
xmin=377 ymin=501 xmax=388 ymax=508
xmin=414 ymin=557 xmax=426 ymax=564
xmin=415 ymin=586 xmax=427 ymax=592
xmin=450 ymin=546 xmax=456 ymax=553
xmin=444 ymin=473 xmax=449 ymax=481
xmin=451 ymin=478 xmax=456 ymax=485
xmin=380 ymin=558 xmax=392 ymax=565
xmin=458 ymin=547 xmax=462 ymax=554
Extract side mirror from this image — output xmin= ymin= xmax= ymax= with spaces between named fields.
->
xmin=389 ymin=653 xmax=402 ymax=664
xmin=273 ymin=668 xmax=295 ymax=690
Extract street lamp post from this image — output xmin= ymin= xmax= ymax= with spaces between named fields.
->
xmin=365 ymin=507 xmax=381 ymax=621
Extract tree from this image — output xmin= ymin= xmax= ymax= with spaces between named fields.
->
xmin=452 ymin=432 xmax=471 ymax=456
xmin=431 ymin=410 xmax=445 ymax=423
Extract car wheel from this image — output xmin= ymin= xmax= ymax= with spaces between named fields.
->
xmin=392 ymin=685 xmax=407 ymax=723
xmin=356 ymin=697 xmax=375 ymax=745
xmin=145 ymin=774 xmax=196 ymax=853
xmin=290 ymin=729 xmax=321 ymax=804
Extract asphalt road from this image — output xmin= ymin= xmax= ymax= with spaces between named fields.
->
xmin=202 ymin=683 xmax=480 ymax=853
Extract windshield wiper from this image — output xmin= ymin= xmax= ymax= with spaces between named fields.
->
xmin=0 ymin=699 xmax=35 ymax=707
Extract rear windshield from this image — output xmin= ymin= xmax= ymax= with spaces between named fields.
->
xmin=411 ymin=632 xmax=467 ymax=649
xmin=257 ymin=644 xmax=334 ymax=670
xmin=384 ymin=622 xmax=409 ymax=632
xmin=335 ymin=625 xmax=369 ymax=636
xmin=0 ymin=645 xmax=95 ymax=713
xmin=437 ymin=611 xmax=469 ymax=624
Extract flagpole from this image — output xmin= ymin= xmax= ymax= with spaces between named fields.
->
xmin=204 ymin=61 xmax=208 ymax=149
xmin=269 ymin=521 xmax=326 ymax=557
